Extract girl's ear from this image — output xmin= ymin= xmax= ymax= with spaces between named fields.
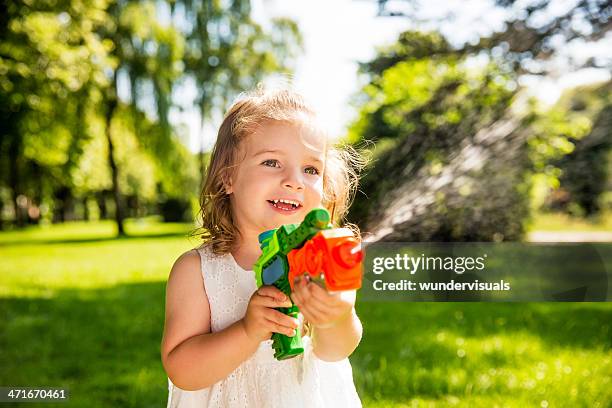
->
xmin=222 ymin=171 xmax=233 ymax=195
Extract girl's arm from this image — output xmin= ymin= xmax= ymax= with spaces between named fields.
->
xmin=161 ymin=250 xmax=299 ymax=391
xmin=161 ymin=250 xmax=258 ymax=391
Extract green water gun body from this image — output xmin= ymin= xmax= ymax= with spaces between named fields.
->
xmin=253 ymin=208 xmax=332 ymax=360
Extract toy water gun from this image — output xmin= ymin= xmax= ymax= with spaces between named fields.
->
xmin=253 ymin=208 xmax=363 ymax=360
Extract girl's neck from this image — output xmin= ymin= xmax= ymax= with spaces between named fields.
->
xmin=231 ymin=232 xmax=262 ymax=272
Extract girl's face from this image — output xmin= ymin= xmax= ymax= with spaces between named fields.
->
xmin=226 ymin=120 xmax=326 ymax=237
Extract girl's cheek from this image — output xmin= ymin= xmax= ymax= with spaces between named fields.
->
xmin=308 ymin=183 xmax=324 ymax=206
xmin=313 ymin=178 xmax=324 ymax=195
xmin=250 ymin=166 xmax=270 ymax=181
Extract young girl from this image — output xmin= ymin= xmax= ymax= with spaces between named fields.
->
xmin=161 ymin=85 xmax=364 ymax=407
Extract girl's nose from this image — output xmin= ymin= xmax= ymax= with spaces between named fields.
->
xmin=282 ymin=168 xmax=305 ymax=191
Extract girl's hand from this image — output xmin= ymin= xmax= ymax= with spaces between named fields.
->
xmin=290 ymin=275 xmax=356 ymax=329
xmin=240 ymin=285 xmax=300 ymax=343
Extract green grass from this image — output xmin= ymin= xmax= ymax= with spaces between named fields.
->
xmin=355 ymin=303 xmax=611 ymax=407
xmin=1 ymin=221 xmax=611 ymax=407
xmin=528 ymin=211 xmax=612 ymax=232
xmin=0 ymin=220 xmax=195 ymax=407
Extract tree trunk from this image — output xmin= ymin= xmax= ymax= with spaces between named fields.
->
xmin=8 ymin=135 xmax=25 ymax=227
xmin=98 ymin=192 xmax=108 ymax=219
xmin=83 ymin=197 xmax=89 ymax=221
xmin=104 ymin=71 xmax=125 ymax=236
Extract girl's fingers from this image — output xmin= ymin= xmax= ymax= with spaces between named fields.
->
xmin=298 ymin=284 xmax=352 ymax=327
xmin=257 ymin=285 xmax=289 ymax=302
xmin=253 ymin=294 xmax=291 ymax=309
xmin=290 ymin=277 xmax=356 ymax=328
xmin=295 ymin=277 xmax=335 ymax=310
xmin=302 ymin=300 xmax=332 ymax=324
xmin=292 ymin=277 xmax=313 ymax=304
xmin=296 ymin=307 xmax=316 ymax=326
xmin=298 ymin=276 xmax=316 ymax=304
xmin=309 ymin=285 xmax=356 ymax=308
xmin=300 ymin=305 xmax=328 ymax=327
xmin=255 ymin=286 xmax=292 ymax=308
xmin=265 ymin=318 xmax=296 ymax=337
xmin=290 ymin=290 xmax=302 ymax=306
xmin=294 ymin=283 xmax=325 ymax=321
xmin=306 ymin=282 xmax=336 ymax=305
xmin=264 ymin=308 xmax=300 ymax=330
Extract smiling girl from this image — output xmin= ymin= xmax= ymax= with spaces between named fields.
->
xmin=161 ymin=85 xmax=364 ymax=407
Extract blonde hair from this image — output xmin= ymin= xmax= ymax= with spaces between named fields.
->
xmin=195 ymin=85 xmax=365 ymax=255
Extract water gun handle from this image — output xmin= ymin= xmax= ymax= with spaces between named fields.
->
xmin=270 ymin=305 xmax=303 ymax=360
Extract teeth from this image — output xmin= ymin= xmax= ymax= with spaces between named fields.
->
xmin=281 ymin=199 xmax=298 ymax=206
xmin=270 ymin=199 xmax=300 ymax=205
xmin=269 ymin=199 xmax=300 ymax=208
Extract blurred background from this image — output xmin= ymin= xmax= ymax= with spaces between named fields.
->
xmin=1 ymin=0 xmax=610 ymax=407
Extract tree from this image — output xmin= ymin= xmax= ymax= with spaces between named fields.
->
xmin=0 ymin=0 xmax=113 ymax=226
xmin=94 ymin=1 xmax=185 ymax=235
xmin=348 ymin=33 xmax=528 ymax=241
xmin=173 ymin=0 xmax=302 ymax=189
xmin=551 ymin=82 xmax=612 ymax=216
xmin=375 ymin=0 xmax=611 ymax=75
xmin=347 ymin=1 xmax=611 ymax=241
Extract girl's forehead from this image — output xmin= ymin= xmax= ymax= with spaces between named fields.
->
xmin=243 ymin=120 xmax=327 ymax=156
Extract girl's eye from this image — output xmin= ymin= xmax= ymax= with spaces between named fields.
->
xmin=262 ymin=159 xmax=280 ymax=168
xmin=305 ymin=166 xmax=320 ymax=175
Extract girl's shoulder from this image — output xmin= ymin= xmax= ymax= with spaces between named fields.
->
xmin=178 ymin=244 xmax=228 ymax=275
xmin=170 ymin=244 xmax=236 ymax=288
xmin=169 ymin=249 xmax=202 ymax=281
xmin=171 ymin=245 xmax=214 ymax=274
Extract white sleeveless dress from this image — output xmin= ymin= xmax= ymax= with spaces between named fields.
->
xmin=166 ymin=245 xmax=362 ymax=407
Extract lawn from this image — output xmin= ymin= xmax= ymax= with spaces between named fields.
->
xmin=527 ymin=211 xmax=612 ymax=233
xmin=0 ymin=220 xmax=610 ymax=407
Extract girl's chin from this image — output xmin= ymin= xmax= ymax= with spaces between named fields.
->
xmin=258 ymin=207 xmax=304 ymax=229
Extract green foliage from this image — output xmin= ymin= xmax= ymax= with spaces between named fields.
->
xmin=546 ymin=82 xmax=612 ymax=216
xmin=0 ymin=0 xmax=114 ymax=226
xmin=114 ymin=1 xmax=185 ymax=140
xmin=527 ymin=103 xmax=592 ymax=174
xmin=347 ymin=22 xmax=611 ymax=241
xmin=348 ymin=34 xmax=529 ymax=241
xmin=179 ymin=1 xmax=302 ymax=121
xmin=359 ymin=31 xmax=456 ymax=76
xmin=523 ymin=98 xmax=593 ymax=212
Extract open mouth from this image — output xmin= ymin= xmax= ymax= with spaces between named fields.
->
xmin=267 ymin=199 xmax=302 ymax=211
